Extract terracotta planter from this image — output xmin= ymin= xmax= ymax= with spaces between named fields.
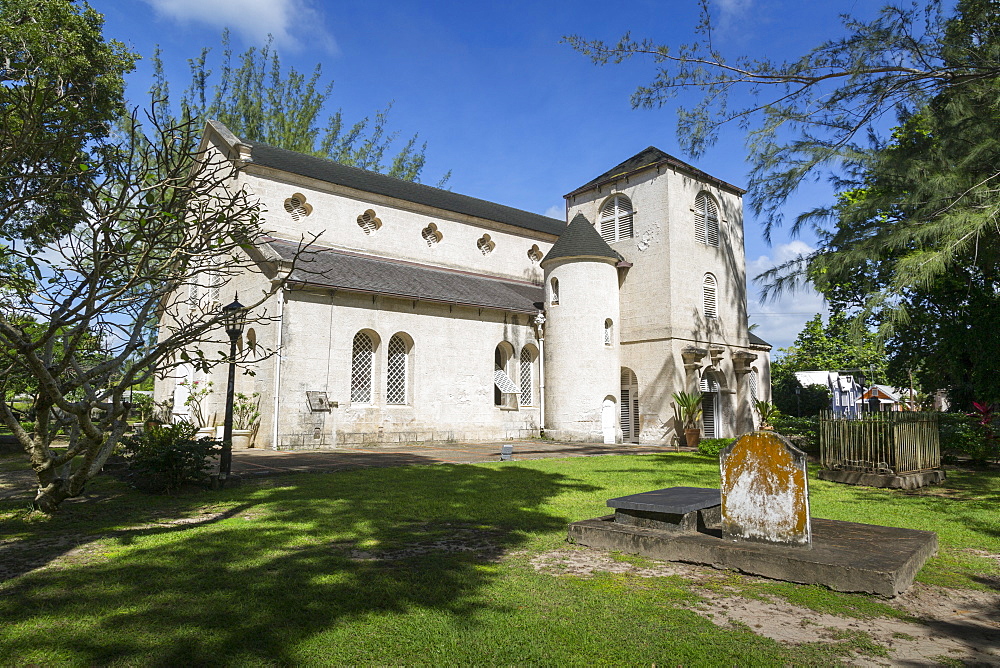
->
xmin=684 ymin=428 xmax=701 ymax=448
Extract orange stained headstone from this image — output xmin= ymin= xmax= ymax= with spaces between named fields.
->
xmin=719 ymin=431 xmax=811 ymax=547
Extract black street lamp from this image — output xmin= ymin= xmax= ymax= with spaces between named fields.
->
xmin=219 ymin=296 xmax=247 ymax=484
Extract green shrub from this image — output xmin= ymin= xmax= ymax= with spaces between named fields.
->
xmin=938 ymin=412 xmax=994 ymax=464
xmin=772 ymin=415 xmax=820 ymax=454
xmin=119 ymin=422 xmax=220 ymax=493
xmin=697 ymin=438 xmax=735 ymax=457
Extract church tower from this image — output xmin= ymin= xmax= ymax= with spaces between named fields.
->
xmin=541 ymin=213 xmax=623 ymax=442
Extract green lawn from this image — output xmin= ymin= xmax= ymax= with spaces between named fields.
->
xmin=0 ymin=452 xmax=997 ymax=666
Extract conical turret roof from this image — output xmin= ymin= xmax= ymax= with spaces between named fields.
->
xmin=541 ymin=213 xmax=622 ymax=266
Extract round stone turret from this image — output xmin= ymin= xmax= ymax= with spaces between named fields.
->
xmin=541 ymin=213 xmax=622 ymax=442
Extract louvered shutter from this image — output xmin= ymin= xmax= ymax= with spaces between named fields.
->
xmin=702 ymin=394 xmax=717 ymax=438
xmin=617 ymin=196 xmax=633 ymax=239
xmin=695 ymin=194 xmax=707 ymax=244
xmin=703 ymin=274 xmax=718 ymax=319
xmin=621 ymin=389 xmax=631 ymax=440
xmin=705 ymin=196 xmax=719 ymax=247
xmin=599 ymin=197 xmax=617 ymax=243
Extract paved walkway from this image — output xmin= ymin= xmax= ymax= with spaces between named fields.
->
xmin=0 ymin=441 xmax=688 ymax=500
xmin=229 ymin=440 xmax=686 ymax=477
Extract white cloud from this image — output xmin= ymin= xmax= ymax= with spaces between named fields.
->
xmin=144 ymin=0 xmax=335 ymax=52
xmin=713 ymin=0 xmax=753 ymax=34
xmin=746 ymin=240 xmax=827 ymax=351
xmin=544 ymin=204 xmax=565 ymax=221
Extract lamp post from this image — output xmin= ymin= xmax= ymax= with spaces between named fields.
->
xmin=220 ymin=296 xmax=247 ymax=484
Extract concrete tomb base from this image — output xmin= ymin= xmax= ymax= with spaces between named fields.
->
xmin=568 ymin=512 xmax=937 ymax=597
xmin=817 ymin=468 xmax=946 ymax=490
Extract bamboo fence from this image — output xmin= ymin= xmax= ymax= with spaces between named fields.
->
xmin=819 ymin=411 xmax=941 ymax=474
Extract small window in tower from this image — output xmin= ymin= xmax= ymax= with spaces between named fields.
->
xmin=703 ymin=273 xmax=718 ymax=319
xmin=694 ymin=192 xmax=720 ymax=247
xmin=604 ymin=319 xmax=613 ymax=346
xmin=597 ymin=194 xmax=634 ymax=243
xmin=550 ymin=277 xmax=559 ymax=305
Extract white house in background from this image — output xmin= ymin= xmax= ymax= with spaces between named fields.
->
xmin=155 ymin=122 xmax=771 ymax=449
xmin=794 ymin=370 xmax=864 ymax=417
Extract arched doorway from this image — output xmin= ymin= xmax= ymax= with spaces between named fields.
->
xmin=621 ymin=368 xmax=639 ymax=443
xmin=700 ymin=372 xmax=721 ymax=439
xmin=602 ymin=396 xmax=617 ymax=444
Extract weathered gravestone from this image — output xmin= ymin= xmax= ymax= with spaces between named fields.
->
xmin=567 ymin=430 xmax=938 ymax=595
xmin=719 ymin=431 xmax=811 ymax=547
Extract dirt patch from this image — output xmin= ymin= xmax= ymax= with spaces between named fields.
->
xmin=530 ymin=547 xmax=1000 ymax=666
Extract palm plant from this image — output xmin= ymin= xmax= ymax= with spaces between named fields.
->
xmin=672 ymin=391 xmax=703 ymax=429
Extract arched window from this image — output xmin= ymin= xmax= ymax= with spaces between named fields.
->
xmin=604 ymin=319 xmax=613 ymax=346
xmin=519 ymin=346 xmax=535 ymax=406
xmin=598 ymin=194 xmax=634 ymax=243
xmin=386 ymin=334 xmax=409 ymax=404
xmin=494 ymin=343 xmax=517 ymax=408
xmin=703 ymin=274 xmax=718 ymax=319
xmin=694 ymin=192 xmax=720 ymax=247
xmin=351 ymin=332 xmax=375 ymax=403
xmin=550 ymin=277 xmax=559 ymax=305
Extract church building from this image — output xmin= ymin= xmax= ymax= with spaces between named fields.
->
xmin=157 ymin=121 xmax=771 ymax=449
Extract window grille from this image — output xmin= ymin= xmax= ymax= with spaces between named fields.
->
xmin=695 ymin=193 xmax=719 ymax=247
xmin=597 ymin=195 xmax=634 ymax=243
xmin=386 ymin=335 xmax=407 ymax=404
xmin=703 ymin=274 xmax=718 ymax=319
xmin=749 ymin=369 xmax=759 ymax=403
xmin=477 ymin=234 xmax=495 ymax=255
xmin=284 ymin=193 xmax=312 ymax=221
xmin=494 ymin=344 xmax=517 ymax=408
xmin=519 ymin=348 xmax=533 ymax=406
xmin=604 ymin=319 xmax=613 ymax=346
xmin=421 ymin=223 xmax=441 ymax=246
xmin=357 ymin=209 xmax=381 ymax=235
xmin=351 ymin=332 xmax=374 ymax=403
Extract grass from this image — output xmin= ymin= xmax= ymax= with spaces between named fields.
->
xmin=0 ymin=451 xmax=997 ymax=665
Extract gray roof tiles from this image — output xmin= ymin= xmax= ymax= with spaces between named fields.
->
xmin=566 ymin=146 xmax=745 ymax=198
xmin=541 ymin=213 xmax=622 ymax=265
xmin=266 ymin=239 xmax=543 ymax=314
xmin=242 ymin=139 xmax=566 ymax=237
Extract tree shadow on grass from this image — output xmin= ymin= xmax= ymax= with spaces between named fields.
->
xmin=0 ymin=462 xmax=598 ymax=665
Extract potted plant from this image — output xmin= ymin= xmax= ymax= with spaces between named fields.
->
xmin=754 ymin=400 xmax=781 ymax=430
xmin=232 ymin=392 xmax=261 ymax=449
xmin=180 ymin=380 xmax=215 ymax=438
xmin=672 ymin=391 xmax=703 ymax=447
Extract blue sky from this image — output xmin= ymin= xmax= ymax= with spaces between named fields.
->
xmin=89 ymin=0 xmax=887 ymax=349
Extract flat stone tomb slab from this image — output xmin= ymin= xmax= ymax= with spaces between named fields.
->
xmin=568 ymin=514 xmax=937 ymax=596
xmin=607 ymin=487 xmax=721 ymax=533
